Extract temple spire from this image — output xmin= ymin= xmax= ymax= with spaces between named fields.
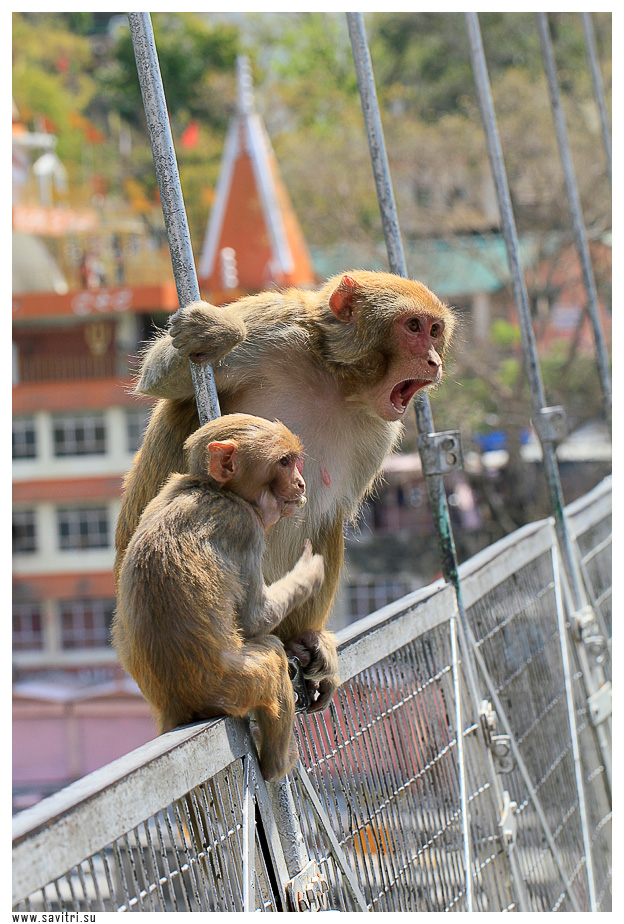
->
xmin=198 ymin=56 xmax=315 ymax=293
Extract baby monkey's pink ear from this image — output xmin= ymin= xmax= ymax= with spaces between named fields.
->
xmin=329 ymin=274 xmax=360 ymax=322
xmin=208 ymin=440 xmax=238 ymax=482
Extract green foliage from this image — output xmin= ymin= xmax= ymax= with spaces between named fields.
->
xmin=99 ymin=13 xmax=239 ymax=131
xmin=369 ymin=12 xmax=603 ymax=121
xmin=491 ymin=319 xmax=522 ymax=348
xmin=12 ymin=13 xmax=97 ymax=166
xmin=370 ymin=12 xmax=539 ymax=121
xmin=540 ymin=341 xmax=605 ymax=426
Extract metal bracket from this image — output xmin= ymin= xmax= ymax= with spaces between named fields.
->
xmin=479 ymin=699 xmax=496 ymax=747
xmin=288 ymin=657 xmax=310 ymax=713
xmin=532 ymin=406 xmax=567 ymax=445
xmin=490 ymin=735 xmax=514 ymax=774
xmin=498 ymin=791 xmax=518 ymax=853
xmin=417 ymin=430 xmax=464 ymax=476
xmin=572 ymin=605 xmax=608 ymax=664
xmin=587 ymin=682 xmax=612 ymax=727
xmin=286 ymin=861 xmax=330 ymax=912
xmin=480 ymin=700 xmax=514 ymax=774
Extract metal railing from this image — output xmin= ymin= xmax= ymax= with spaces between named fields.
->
xmin=12 ymin=479 xmax=611 ymax=913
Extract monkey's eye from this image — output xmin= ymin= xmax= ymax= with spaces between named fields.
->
xmin=279 ymin=456 xmax=292 ymax=467
xmin=431 ymin=323 xmax=442 ymax=338
xmin=406 ymin=318 xmax=421 ymax=333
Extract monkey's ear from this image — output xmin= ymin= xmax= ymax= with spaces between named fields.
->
xmin=207 ymin=440 xmax=238 ymax=483
xmin=329 ymin=274 xmax=359 ymax=322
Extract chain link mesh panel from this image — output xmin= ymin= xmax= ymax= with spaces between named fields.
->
xmin=291 ymin=617 xmax=515 ymax=912
xmin=466 ymin=549 xmax=589 ymax=910
xmin=13 ymin=761 xmax=280 ymax=913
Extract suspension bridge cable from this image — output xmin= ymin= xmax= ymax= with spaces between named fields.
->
xmin=536 ymin=12 xmax=612 ymax=427
xmin=127 ymin=12 xmax=220 ymax=426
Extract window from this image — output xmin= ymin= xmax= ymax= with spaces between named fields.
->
xmin=12 ymin=418 xmax=37 ymax=459
xmin=126 ymin=408 xmax=150 ymax=452
xmin=13 ymin=510 xmax=37 ymax=554
xmin=59 ymin=598 xmax=115 ymax=649
xmin=57 ymin=507 xmax=110 ymax=550
xmin=13 ymin=603 xmax=44 ymax=651
xmin=52 ymin=413 xmax=106 ymax=456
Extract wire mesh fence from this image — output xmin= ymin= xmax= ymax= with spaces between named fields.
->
xmin=12 ymin=481 xmax=611 ymax=913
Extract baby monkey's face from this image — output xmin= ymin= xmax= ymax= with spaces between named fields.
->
xmin=270 ymin=452 xmax=307 ymax=517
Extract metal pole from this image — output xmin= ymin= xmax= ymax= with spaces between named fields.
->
xmin=346 ymin=14 xmax=513 ymax=911
xmin=536 ymin=12 xmax=612 ymax=427
xmin=580 ymin=12 xmax=612 ymax=184
xmin=465 ymin=12 xmax=612 ymax=795
xmin=346 ymin=12 xmax=485 ymax=709
xmin=127 ymin=12 xmax=220 ymax=425
xmin=464 ymin=12 xmax=588 ymax=611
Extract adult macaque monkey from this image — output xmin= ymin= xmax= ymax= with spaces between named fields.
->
xmin=113 ymin=414 xmax=324 ymax=782
xmin=116 ymin=270 xmax=455 ymax=712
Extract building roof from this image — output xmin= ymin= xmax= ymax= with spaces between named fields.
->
xmin=310 ymin=233 xmax=546 ymax=299
xmin=12 ymin=232 xmax=69 ymax=296
xmin=198 ymin=56 xmax=315 ymax=292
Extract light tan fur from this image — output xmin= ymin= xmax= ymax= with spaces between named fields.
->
xmin=115 ymin=271 xmax=455 ymax=712
xmin=113 ymin=414 xmax=324 ymax=781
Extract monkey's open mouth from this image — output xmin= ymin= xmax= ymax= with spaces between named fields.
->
xmin=390 ymin=380 xmax=427 ymax=414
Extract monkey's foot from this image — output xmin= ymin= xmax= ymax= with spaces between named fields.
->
xmin=305 ymin=675 xmax=339 ymax=714
xmin=284 ymin=629 xmax=338 ymax=681
xmin=253 ymin=728 xmax=299 ymax=781
xmin=169 ymin=302 xmax=246 ymax=364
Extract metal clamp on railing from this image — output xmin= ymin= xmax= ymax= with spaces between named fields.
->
xmin=498 ymin=791 xmax=519 ymax=854
xmin=417 ymin=430 xmax=464 ymax=476
xmin=287 ymin=861 xmax=330 ymax=912
xmin=532 ymin=406 xmax=568 ymax=445
xmin=480 ymin=700 xmax=514 ymax=774
xmin=572 ymin=605 xmax=608 ymax=664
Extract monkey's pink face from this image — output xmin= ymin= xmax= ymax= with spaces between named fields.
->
xmin=271 ymin=454 xmax=307 ymax=517
xmin=373 ymin=313 xmax=445 ymax=421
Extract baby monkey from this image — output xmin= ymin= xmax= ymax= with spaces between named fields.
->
xmin=113 ymin=413 xmax=324 ymax=781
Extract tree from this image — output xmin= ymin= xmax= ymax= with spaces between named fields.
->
xmin=12 ymin=13 xmax=97 ymax=170
xmin=99 ymin=13 xmax=239 ymax=133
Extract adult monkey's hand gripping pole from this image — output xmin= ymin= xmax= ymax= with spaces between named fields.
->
xmin=127 ymin=12 xmax=220 ymax=425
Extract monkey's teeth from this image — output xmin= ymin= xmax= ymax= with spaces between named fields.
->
xmin=391 ymin=380 xmax=415 ymax=413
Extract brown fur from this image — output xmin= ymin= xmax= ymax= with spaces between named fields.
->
xmin=115 ymin=271 xmax=455 ymax=712
xmin=113 ymin=414 xmax=324 ymax=781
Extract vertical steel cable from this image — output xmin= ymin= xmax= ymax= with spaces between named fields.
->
xmin=580 ymin=12 xmax=612 ymax=184
xmin=464 ymin=12 xmax=588 ymax=611
xmin=345 ymin=13 xmax=482 ymax=702
xmin=536 ymin=12 xmax=612 ymax=427
xmin=465 ymin=10 xmax=612 ymax=797
xmin=346 ymin=13 xmax=487 ymax=912
xmin=127 ymin=12 xmax=220 ymax=425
